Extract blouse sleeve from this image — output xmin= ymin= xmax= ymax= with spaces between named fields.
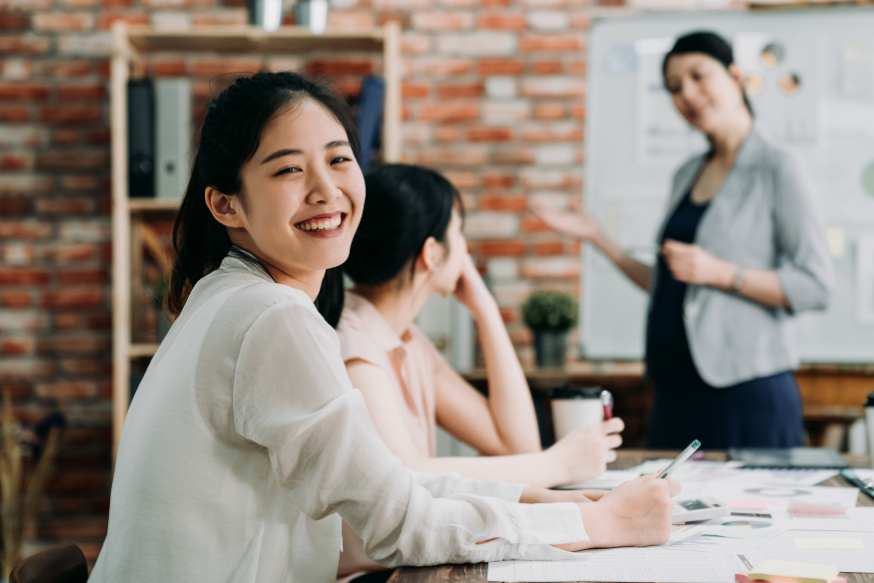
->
xmin=232 ymin=300 xmax=588 ymax=567
xmin=770 ymin=151 xmax=834 ymax=313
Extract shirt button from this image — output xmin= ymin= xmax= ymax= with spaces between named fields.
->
xmin=684 ymin=303 xmax=700 ymax=318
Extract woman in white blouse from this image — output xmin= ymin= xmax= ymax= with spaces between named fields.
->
xmin=89 ymin=72 xmax=679 ymax=583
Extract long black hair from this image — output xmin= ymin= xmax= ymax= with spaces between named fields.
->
xmin=662 ymin=31 xmax=754 ymax=116
xmin=343 ymin=163 xmax=463 ymax=289
xmin=167 ymin=71 xmax=359 ymax=327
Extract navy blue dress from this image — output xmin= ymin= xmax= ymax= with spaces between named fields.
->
xmin=645 ymin=194 xmax=805 ymax=450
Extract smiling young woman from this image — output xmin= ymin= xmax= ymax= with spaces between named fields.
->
xmin=89 ymin=72 xmax=681 ymax=583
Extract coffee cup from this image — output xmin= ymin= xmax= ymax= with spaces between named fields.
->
xmin=551 ymin=386 xmax=604 ymax=441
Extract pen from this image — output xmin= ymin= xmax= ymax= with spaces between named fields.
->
xmin=600 ymin=390 xmax=613 ymax=421
xmin=841 ymin=469 xmax=874 ymax=501
xmin=659 ymin=439 xmax=701 ymax=479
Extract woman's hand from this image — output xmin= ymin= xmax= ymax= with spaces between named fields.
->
xmin=531 ymin=201 xmax=603 ymax=242
xmin=661 ymin=240 xmax=734 ymax=288
xmin=546 ymin=418 xmax=625 ymax=486
xmin=557 ymin=474 xmax=681 ymax=551
xmin=452 ymin=254 xmax=497 ymax=318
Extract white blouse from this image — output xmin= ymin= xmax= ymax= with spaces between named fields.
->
xmin=90 ymin=253 xmax=588 ymax=583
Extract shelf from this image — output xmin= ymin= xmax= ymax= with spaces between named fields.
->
xmin=129 ymin=343 xmax=160 ymax=358
xmin=129 ymin=198 xmax=180 ymax=213
xmin=126 ymin=25 xmax=386 ymax=54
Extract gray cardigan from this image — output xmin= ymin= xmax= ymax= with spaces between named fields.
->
xmin=647 ymin=127 xmax=833 ymax=388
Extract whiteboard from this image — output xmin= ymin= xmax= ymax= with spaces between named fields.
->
xmin=581 ymin=8 xmax=874 ymax=362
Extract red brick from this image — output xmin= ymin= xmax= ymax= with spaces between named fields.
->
xmin=36 ymin=381 xmax=97 ymax=399
xmin=478 ymin=58 xmax=525 ymax=75
xmin=58 ymin=268 xmax=107 ymax=284
xmin=569 ymin=12 xmax=592 ymax=29
xmin=482 ymin=0 xmax=511 ymax=5
xmin=534 ymin=102 xmax=566 ymax=120
xmin=327 ymin=11 xmax=374 ymax=29
xmin=0 ymin=36 xmax=51 ymax=54
xmin=0 ymin=106 xmax=29 ymax=122
xmin=38 ymin=60 xmax=91 ymax=77
xmin=60 ymin=175 xmax=103 ymax=192
xmin=1 ymin=291 xmax=31 ymax=307
xmin=443 ymin=171 xmax=478 ymax=189
xmin=532 ymin=60 xmax=563 ymax=75
xmin=417 ymin=147 xmax=488 ymax=167
xmin=493 ymin=149 xmax=535 ymax=165
xmin=0 ymin=220 xmax=52 ymax=239
xmin=569 ymin=59 xmax=587 ymax=75
xmin=438 ymin=83 xmax=484 ymax=98
xmin=0 ymin=153 xmax=33 ymax=170
xmin=35 ymin=198 xmax=95 ymax=215
xmin=520 ymin=122 xmax=584 ymax=142
xmin=32 ymin=12 xmax=94 ymax=31
xmin=0 ymin=83 xmax=49 ymax=100
xmin=479 ymin=240 xmax=526 ymax=257
xmin=55 ymin=313 xmax=79 ymax=329
xmin=85 ymin=128 xmax=110 ymax=144
xmin=0 ymin=358 xmax=54 ymax=380
xmin=85 ymin=312 xmax=111 ymax=330
xmin=0 ymin=268 xmax=50 ymax=285
xmin=44 ymin=474 xmax=106 ymax=494
xmin=39 ymin=106 xmax=102 ymax=124
xmin=521 ymin=217 xmax=552 ymax=232
xmin=402 ymin=83 xmax=429 ymax=98
xmin=482 ymin=173 xmax=514 ymax=188
xmin=477 ymin=13 xmax=525 ymax=30
xmin=411 ymin=11 xmax=472 ymax=30
xmin=434 ymin=126 xmax=458 ymax=142
xmin=38 ymin=335 xmax=109 ymax=355
xmin=57 ymin=83 xmax=106 ymax=100
xmin=104 ymin=0 xmax=134 ymax=6
xmin=40 ymin=289 xmax=103 ymax=308
xmin=0 ymin=58 xmax=31 ymax=79
xmin=0 ymin=13 xmax=30 ymax=30
xmin=573 ymin=104 xmax=585 ymax=119
xmin=52 ymin=129 xmax=78 ymax=145
xmin=534 ymin=241 xmax=564 ymax=255
xmin=37 ymin=243 xmax=96 ymax=262
xmin=190 ymin=57 xmax=261 ymax=78
xmin=466 ymin=126 xmax=513 ymax=142
xmin=191 ymin=10 xmax=246 ymax=25
xmin=418 ymin=102 xmax=479 ymax=122
xmin=519 ymin=34 xmax=585 ymax=52
xmin=0 ymin=199 xmax=31 ymax=215
xmin=2 ymin=338 xmax=34 ymax=355
xmin=37 ymin=151 xmax=108 ymax=170
xmin=480 ymin=196 xmax=527 ymax=211
xmin=304 ymin=58 xmax=374 ymax=76
xmin=153 ymin=60 xmax=187 ymax=77
xmin=408 ymin=57 xmax=471 ymax=76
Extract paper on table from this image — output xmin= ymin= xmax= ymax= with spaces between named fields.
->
xmin=698 ymin=484 xmax=859 ymax=513
xmin=667 ymin=515 xmax=787 ymax=554
xmin=770 ymin=507 xmax=874 ymax=532
xmin=795 ymin=537 xmax=864 ymax=550
xmin=753 ymin=530 xmax=874 ymax=573
xmin=487 ymin=549 xmax=752 ymax=582
xmin=787 ymin=499 xmax=849 ymax=516
xmin=748 ymin=558 xmax=839 ymax=583
xmin=558 ymin=469 xmax=639 ymax=490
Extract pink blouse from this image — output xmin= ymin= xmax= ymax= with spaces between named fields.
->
xmin=336 ymin=291 xmax=444 ymax=457
xmin=335 ymin=291 xmax=445 ymax=579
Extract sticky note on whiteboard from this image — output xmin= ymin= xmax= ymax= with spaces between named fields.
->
xmin=795 ymin=537 xmax=864 ymax=550
xmin=826 ymin=226 xmax=845 ymax=259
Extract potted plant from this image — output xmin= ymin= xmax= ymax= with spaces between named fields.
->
xmin=521 ymin=291 xmax=578 ymax=368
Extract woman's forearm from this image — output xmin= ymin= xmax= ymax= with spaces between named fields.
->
xmin=406 ymin=450 xmax=568 ymax=488
xmin=591 ymin=233 xmax=652 ymax=292
xmin=475 ymin=301 xmax=542 ymax=454
xmin=711 ymin=263 xmax=789 ymax=309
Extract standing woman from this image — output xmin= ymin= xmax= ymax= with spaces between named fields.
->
xmin=534 ymin=32 xmax=832 ymax=450
xmin=90 ymin=72 xmax=678 ymax=583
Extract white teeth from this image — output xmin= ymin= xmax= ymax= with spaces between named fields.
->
xmin=296 ymin=215 xmax=342 ymax=231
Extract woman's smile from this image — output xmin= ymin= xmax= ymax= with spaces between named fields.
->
xmin=294 ymin=211 xmax=347 ymax=238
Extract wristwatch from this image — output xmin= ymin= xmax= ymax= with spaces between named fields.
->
xmin=731 ymin=266 xmax=746 ymax=293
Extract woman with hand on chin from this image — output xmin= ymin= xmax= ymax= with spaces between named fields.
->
xmin=534 ymin=32 xmax=832 ymax=451
xmin=89 ymin=72 xmax=680 ymax=583
xmin=334 ymin=164 xmax=625 ymax=581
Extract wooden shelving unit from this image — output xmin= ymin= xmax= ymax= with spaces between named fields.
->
xmin=110 ymin=21 xmax=402 ymax=458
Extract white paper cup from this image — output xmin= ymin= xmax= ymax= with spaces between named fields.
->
xmin=551 ymin=386 xmax=604 ymax=441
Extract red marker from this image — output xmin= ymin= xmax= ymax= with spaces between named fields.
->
xmin=600 ymin=390 xmax=613 ymax=420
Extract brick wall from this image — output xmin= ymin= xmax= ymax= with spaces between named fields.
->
xmin=0 ymin=0 xmax=737 ymax=562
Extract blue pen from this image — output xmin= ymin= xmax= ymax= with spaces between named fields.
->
xmin=659 ymin=439 xmax=701 ymax=479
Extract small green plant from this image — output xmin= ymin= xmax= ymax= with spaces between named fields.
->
xmin=521 ymin=291 xmax=578 ymax=332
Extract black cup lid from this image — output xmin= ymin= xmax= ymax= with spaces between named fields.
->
xmin=866 ymin=392 xmax=874 ymax=407
xmin=552 ymin=386 xmax=603 ymax=400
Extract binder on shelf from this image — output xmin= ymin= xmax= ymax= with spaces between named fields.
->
xmin=128 ymin=79 xmax=155 ymax=198
xmin=355 ymin=75 xmax=385 ymax=173
xmin=155 ymin=78 xmax=192 ymax=200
